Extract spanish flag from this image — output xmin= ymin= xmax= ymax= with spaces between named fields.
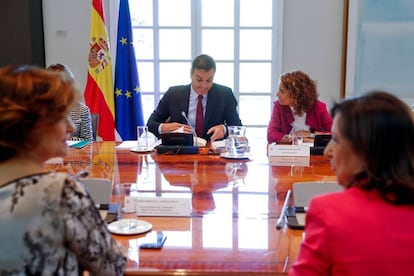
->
xmin=84 ymin=0 xmax=115 ymax=141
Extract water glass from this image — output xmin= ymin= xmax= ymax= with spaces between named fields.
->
xmin=137 ymin=126 xmax=149 ymax=150
xmin=116 ymin=183 xmax=139 ymax=215
xmin=293 ymin=135 xmax=303 ymax=146
xmin=225 ymin=126 xmax=249 ymax=155
xmin=291 ymin=128 xmax=304 ymax=146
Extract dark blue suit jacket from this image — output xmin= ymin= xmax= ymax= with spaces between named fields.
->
xmin=147 ymin=83 xmax=242 ymax=141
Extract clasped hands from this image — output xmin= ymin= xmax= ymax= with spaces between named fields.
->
xmin=280 ymin=130 xmax=315 ymax=144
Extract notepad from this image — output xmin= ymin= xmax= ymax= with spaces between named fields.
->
xmin=68 ymin=140 xmax=91 ymax=148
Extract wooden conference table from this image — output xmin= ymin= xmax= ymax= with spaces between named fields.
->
xmin=44 ymin=140 xmax=336 ymax=275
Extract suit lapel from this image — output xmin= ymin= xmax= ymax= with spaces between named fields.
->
xmin=181 ymin=85 xmax=191 ymax=116
xmin=174 ymin=85 xmax=191 ymax=124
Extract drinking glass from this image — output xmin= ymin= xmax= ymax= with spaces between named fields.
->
xmin=115 ymin=183 xmax=139 ymax=230
xmin=225 ymin=126 xmax=249 ymax=155
xmin=137 ymin=126 xmax=149 ymax=150
xmin=116 ymin=182 xmax=139 ymax=213
xmin=291 ymin=128 xmax=304 ymax=146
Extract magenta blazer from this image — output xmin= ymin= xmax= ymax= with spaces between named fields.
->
xmin=267 ymin=100 xmax=332 ymax=143
xmin=289 ymin=187 xmax=414 ymax=276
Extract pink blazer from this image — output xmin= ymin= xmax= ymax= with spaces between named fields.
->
xmin=267 ymin=100 xmax=332 ymax=143
xmin=289 ymin=187 xmax=414 ymax=276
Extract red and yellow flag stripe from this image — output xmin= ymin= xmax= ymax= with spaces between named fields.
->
xmin=84 ymin=0 xmax=115 ymax=140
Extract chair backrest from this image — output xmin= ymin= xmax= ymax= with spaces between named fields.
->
xmin=91 ymin=113 xmax=99 ymax=141
xmin=314 ymin=134 xmax=331 ymax=147
xmin=81 ymin=178 xmax=112 ymax=205
xmin=293 ymin=181 xmax=342 ymax=207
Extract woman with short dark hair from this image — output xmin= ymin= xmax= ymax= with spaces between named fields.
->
xmin=47 ymin=63 xmax=94 ymax=141
xmin=290 ymin=91 xmax=414 ymax=275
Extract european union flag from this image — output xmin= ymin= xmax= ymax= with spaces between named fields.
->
xmin=114 ymin=0 xmax=144 ymax=140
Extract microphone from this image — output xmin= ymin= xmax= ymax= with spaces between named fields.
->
xmin=275 ymin=189 xmax=292 ymax=230
xmin=181 ymin=111 xmax=197 ymax=138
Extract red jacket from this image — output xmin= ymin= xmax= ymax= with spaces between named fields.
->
xmin=290 ymin=187 xmax=414 ymax=276
xmin=267 ymin=100 xmax=332 ymax=143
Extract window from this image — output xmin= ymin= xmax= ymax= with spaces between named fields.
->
xmin=128 ymin=0 xmax=283 ymax=138
xmin=346 ymin=0 xmax=414 ymax=107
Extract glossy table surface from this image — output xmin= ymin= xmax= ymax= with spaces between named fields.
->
xmin=44 ymin=140 xmax=336 ymax=275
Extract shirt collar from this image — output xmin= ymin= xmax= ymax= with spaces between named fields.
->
xmin=190 ymin=86 xmax=208 ymax=101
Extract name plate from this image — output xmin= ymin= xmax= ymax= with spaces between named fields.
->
xmin=269 ymin=156 xmax=310 ymax=166
xmin=134 ymin=196 xmax=191 ymax=217
xmin=268 ymin=144 xmax=310 ymax=157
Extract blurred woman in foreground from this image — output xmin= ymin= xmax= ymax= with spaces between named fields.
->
xmin=0 ymin=65 xmax=125 ymax=275
xmin=290 ymin=91 xmax=414 ymax=275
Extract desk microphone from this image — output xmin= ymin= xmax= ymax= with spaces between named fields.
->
xmin=276 ymin=189 xmax=292 ymax=230
xmin=181 ymin=111 xmax=197 ymax=139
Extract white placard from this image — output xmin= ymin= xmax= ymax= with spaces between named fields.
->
xmin=268 ymin=156 xmax=310 ymax=166
xmin=268 ymin=144 xmax=310 ymax=157
xmin=116 ymin=140 xmax=139 ymax=149
xmin=134 ymin=196 xmax=191 ymax=217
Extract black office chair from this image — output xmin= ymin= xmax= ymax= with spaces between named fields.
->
xmin=310 ymin=134 xmax=331 ymax=155
xmin=91 ymin=113 xmax=99 ymax=141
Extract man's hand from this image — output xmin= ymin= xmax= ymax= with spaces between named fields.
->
xmin=161 ymin=122 xmax=192 ymax=134
xmin=207 ymin=124 xmax=226 ymax=142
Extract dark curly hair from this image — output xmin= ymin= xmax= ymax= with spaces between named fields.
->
xmin=280 ymin=70 xmax=318 ymax=116
xmin=0 ymin=65 xmax=80 ymax=162
xmin=332 ymin=91 xmax=414 ymax=204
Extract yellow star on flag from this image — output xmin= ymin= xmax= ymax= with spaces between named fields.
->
xmin=120 ymin=37 xmax=127 ymax=45
xmin=115 ymin=88 xmax=123 ymax=96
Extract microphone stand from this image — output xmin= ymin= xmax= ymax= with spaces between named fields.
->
xmin=181 ymin=111 xmax=197 ymax=145
xmin=275 ymin=189 xmax=292 ymax=230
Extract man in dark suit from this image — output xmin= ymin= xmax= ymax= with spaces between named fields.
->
xmin=147 ymin=54 xmax=242 ymax=142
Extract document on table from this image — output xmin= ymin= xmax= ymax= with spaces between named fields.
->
xmin=133 ymin=195 xmax=192 ymax=217
xmin=116 ymin=140 xmax=161 ymax=149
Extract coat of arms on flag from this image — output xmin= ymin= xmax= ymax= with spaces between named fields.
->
xmin=88 ymin=37 xmax=111 ymax=73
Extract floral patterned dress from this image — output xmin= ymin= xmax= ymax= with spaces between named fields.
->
xmin=0 ymin=172 xmax=126 ymax=275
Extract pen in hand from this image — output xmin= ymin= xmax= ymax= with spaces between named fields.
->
xmin=275 ymin=189 xmax=292 ymax=230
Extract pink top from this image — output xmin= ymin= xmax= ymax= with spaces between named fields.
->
xmin=267 ymin=100 xmax=332 ymax=143
xmin=290 ymin=187 xmax=414 ymax=276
